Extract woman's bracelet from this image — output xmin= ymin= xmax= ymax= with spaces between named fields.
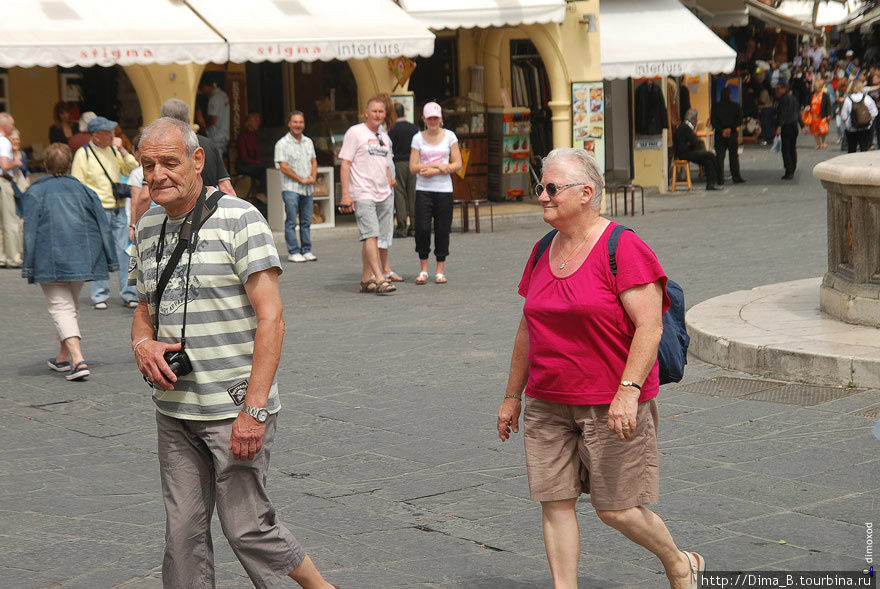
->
xmin=132 ymin=337 xmax=150 ymax=352
xmin=504 ymin=394 xmax=522 ymax=400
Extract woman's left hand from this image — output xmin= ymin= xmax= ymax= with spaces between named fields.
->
xmin=607 ymin=387 xmax=639 ymax=441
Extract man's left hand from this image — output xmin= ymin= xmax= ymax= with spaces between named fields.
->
xmin=229 ymin=412 xmax=266 ymax=461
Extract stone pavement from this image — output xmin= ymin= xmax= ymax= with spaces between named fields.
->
xmin=0 ymin=135 xmax=877 ymax=589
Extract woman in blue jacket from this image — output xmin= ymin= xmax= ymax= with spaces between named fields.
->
xmin=21 ymin=143 xmax=117 ymax=381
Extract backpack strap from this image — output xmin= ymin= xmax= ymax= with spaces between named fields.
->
xmin=608 ymin=224 xmax=634 ymax=276
xmin=531 ymin=229 xmax=558 ymax=269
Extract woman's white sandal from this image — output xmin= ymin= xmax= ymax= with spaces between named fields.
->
xmin=683 ymin=551 xmax=705 ymax=589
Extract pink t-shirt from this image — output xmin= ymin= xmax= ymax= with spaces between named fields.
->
xmin=518 ymin=222 xmax=670 ymax=406
xmin=338 ymin=123 xmax=393 ymax=202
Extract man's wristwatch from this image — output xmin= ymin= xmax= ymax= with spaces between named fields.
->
xmin=242 ymin=404 xmax=268 ymax=423
xmin=620 ymin=380 xmax=642 ymax=391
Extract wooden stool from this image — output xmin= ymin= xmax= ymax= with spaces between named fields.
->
xmin=453 ymin=198 xmax=494 ymax=233
xmin=671 ymin=160 xmax=693 ymax=191
xmin=610 ymin=184 xmax=645 ymax=216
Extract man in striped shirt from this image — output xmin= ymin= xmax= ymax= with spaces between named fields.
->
xmin=129 ymin=117 xmax=337 ymax=589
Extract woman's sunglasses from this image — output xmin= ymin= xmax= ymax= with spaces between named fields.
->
xmin=534 ymin=183 xmax=585 ymax=198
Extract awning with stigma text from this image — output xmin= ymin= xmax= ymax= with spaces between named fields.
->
xmin=187 ymin=0 xmax=436 ymax=63
xmin=0 ymin=0 xmax=227 ymax=68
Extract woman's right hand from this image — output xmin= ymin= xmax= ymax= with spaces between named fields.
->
xmin=497 ymin=397 xmax=522 ymax=441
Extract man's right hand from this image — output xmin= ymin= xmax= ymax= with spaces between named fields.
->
xmin=135 ymin=340 xmax=183 ymax=390
xmin=338 ymin=193 xmax=354 ymax=212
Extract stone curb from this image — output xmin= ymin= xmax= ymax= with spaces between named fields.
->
xmin=686 ymin=277 xmax=880 ymax=388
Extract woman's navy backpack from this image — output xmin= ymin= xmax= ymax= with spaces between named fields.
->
xmin=532 ymin=225 xmax=689 ymax=384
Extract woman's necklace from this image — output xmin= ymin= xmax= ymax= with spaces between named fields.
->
xmin=557 ymin=222 xmax=602 ymax=270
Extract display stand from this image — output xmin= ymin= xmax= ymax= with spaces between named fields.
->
xmin=265 ymin=166 xmax=335 ymax=233
xmin=488 ymin=107 xmax=531 ymax=202
xmin=440 ymin=97 xmax=488 ymax=201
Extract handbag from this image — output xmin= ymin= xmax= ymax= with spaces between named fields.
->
xmin=86 ymin=145 xmax=131 ymax=199
xmin=801 ymin=108 xmax=812 ymax=127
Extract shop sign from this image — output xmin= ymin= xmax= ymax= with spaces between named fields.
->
xmin=634 ymin=138 xmax=663 ymax=150
xmin=632 ymin=62 xmax=684 ymax=77
xmin=571 ymin=81 xmax=605 ymax=174
xmin=251 ymin=41 xmax=407 ymax=61
xmin=79 ymin=47 xmax=156 ymax=62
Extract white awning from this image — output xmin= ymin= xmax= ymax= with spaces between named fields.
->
xmin=745 ymin=0 xmax=819 ymax=36
xmin=775 ymin=0 xmax=854 ymax=27
xmin=600 ymin=0 xmax=736 ymax=79
xmin=843 ymin=4 xmax=880 ymax=33
xmin=682 ymin=0 xmax=749 ymax=28
xmin=188 ymin=0 xmax=436 ymax=63
xmin=399 ymin=0 xmax=566 ymax=30
xmin=0 ymin=0 xmax=227 ymax=68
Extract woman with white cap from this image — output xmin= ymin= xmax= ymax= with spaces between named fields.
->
xmin=409 ymin=102 xmax=462 ymax=284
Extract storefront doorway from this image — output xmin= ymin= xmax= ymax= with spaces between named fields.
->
xmin=408 ymin=37 xmax=458 ymax=106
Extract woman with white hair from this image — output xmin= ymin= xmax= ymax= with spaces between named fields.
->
xmin=497 ymin=147 xmax=703 ymax=589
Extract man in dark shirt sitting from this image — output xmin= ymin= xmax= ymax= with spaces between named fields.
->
xmin=387 ymin=103 xmax=419 ymax=237
xmin=711 ymin=87 xmax=746 ymax=184
xmin=236 ymin=113 xmax=267 ymax=205
xmin=673 ymin=109 xmax=722 ymax=190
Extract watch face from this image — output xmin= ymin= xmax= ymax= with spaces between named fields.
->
xmin=257 ymin=409 xmax=268 ymax=422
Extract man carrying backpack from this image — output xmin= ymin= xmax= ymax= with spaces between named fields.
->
xmin=841 ymin=80 xmax=877 ymax=153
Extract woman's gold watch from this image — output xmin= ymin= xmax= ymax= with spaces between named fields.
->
xmin=620 ymin=380 xmax=642 ymax=391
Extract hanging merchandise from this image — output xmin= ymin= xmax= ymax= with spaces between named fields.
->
xmin=634 ymin=79 xmax=667 ymax=136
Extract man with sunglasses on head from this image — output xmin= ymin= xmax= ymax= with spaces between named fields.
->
xmin=337 ymin=96 xmax=397 ymax=295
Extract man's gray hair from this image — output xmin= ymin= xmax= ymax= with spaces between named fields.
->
xmin=160 ymin=98 xmax=190 ymax=123
xmin=140 ymin=117 xmax=200 ymax=158
xmin=684 ymin=108 xmax=699 ymax=124
xmin=541 ymin=147 xmax=604 ymax=211
xmin=0 ymin=112 xmax=11 ymax=127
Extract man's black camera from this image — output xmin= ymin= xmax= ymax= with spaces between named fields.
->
xmin=164 ymin=350 xmax=193 ymax=377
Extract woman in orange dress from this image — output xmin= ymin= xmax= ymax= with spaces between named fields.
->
xmin=809 ymin=81 xmax=832 ymax=149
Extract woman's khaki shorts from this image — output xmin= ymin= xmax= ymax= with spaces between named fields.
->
xmin=523 ymin=396 xmax=660 ymax=510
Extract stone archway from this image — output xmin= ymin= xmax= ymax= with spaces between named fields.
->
xmin=475 ymin=23 xmax=573 ymax=150
xmin=124 ymin=63 xmax=207 ymax=125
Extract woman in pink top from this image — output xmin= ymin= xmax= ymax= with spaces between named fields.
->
xmin=496 ymin=148 xmax=704 ymax=589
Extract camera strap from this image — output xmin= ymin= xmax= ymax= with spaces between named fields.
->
xmin=153 ymin=187 xmax=223 ymax=348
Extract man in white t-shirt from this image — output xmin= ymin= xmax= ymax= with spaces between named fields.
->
xmin=338 ymin=97 xmax=398 ymax=295
xmin=199 ymin=81 xmax=230 ymax=153
xmin=274 ymin=111 xmax=318 ymax=263
xmin=0 ymin=112 xmax=24 ymax=267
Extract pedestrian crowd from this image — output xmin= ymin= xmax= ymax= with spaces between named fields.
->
xmin=741 ymin=39 xmax=879 ymax=157
xmin=671 ymin=38 xmax=880 ymax=189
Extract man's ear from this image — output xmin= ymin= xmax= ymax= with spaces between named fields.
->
xmin=192 ymin=146 xmax=205 ymax=174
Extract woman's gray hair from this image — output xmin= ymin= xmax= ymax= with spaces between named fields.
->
xmin=684 ymin=108 xmax=699 ymax=124
xmin=140 ymin=117 xmax=199 ymax=157
xmin=541 ymin=148 xmax=604 ymax=211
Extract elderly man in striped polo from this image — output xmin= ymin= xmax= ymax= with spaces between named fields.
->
xmin=128 ymin=117 xmax=338 ymax=589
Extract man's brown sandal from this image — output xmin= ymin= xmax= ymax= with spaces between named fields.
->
xmin=359 ymin=279 xmax=377 ymax=293
xmin=375 ymin=279 xmax=396 ymax=295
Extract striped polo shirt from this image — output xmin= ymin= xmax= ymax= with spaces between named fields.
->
xmin=129 ymin=194 xmax=282 ymax=420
